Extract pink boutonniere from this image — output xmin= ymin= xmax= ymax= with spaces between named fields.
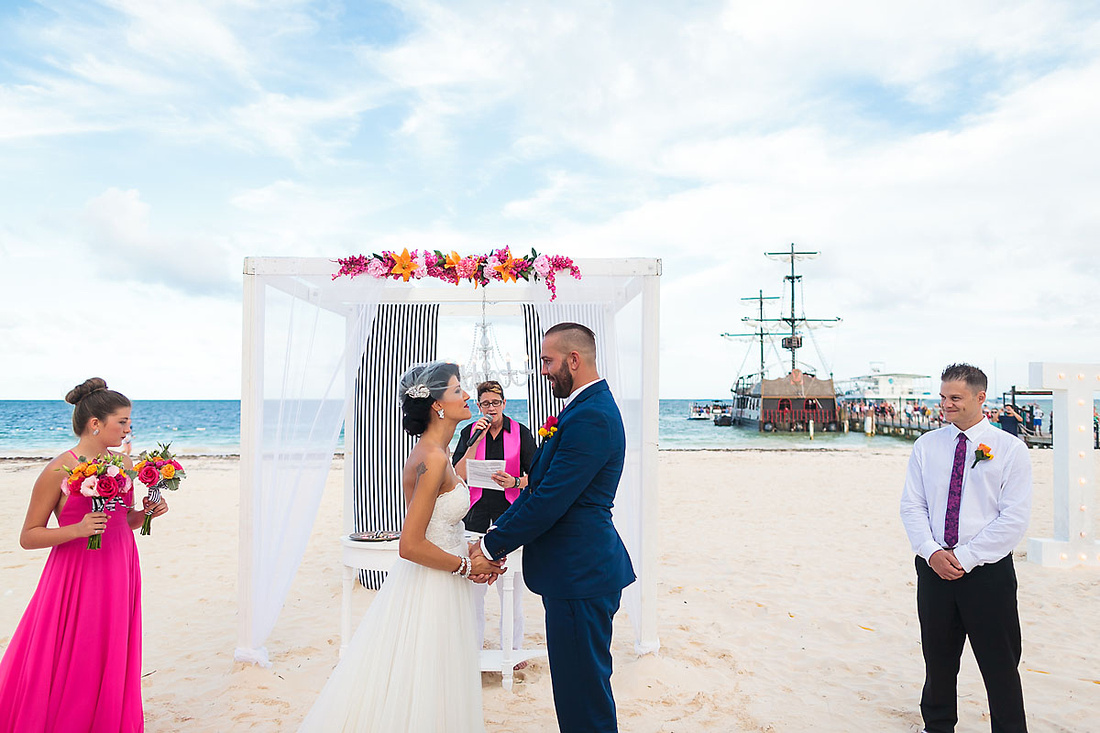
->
xmin=538 ymin=415 xmax=559 ymax=440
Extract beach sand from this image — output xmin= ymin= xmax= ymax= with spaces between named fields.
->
xmin=2 ymin=448 xmax=1098 ymax=732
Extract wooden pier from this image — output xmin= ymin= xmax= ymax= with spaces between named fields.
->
xmin=848 ymin=414 xmax=1061 ymax=448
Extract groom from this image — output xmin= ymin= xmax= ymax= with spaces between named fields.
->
xmin=471 ymin=322 xmax=635 ymax=732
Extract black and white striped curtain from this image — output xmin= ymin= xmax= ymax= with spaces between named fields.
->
xmin=352 ymin=303 xmax=440 ymax=588
xmin=522 ymin=305 xmax=565 ymax=437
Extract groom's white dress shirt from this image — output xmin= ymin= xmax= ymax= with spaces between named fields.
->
xmin=900 ymin=418 xmax=1032 ymax=573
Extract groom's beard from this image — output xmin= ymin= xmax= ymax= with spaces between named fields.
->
xmin=548 ymin=363 xmax=573 ymax=399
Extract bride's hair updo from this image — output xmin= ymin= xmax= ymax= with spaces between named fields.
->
xmin=65 ymin=377 xmax=131 ymax=436
xmin=398 ymin=361 xmax=461 ymax=436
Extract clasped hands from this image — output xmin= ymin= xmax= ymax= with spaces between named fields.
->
xmin=466 ymin=540 xmax=506 ymax=585
xmin=929 ymin=548 xmax=964 ymax=580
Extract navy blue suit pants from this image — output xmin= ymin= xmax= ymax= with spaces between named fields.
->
xmin=542 ymin=591 xmax=622 ymax=733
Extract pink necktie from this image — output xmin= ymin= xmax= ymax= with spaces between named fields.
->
xmin=944 ymin=433 xmax=968 ymax=548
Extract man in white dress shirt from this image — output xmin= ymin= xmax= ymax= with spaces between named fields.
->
xmin=900 ymin=363 xmax=1032 ymax=733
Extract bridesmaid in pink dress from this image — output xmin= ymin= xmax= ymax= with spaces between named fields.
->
xmin=0 ymin=378 xmax=169 ymax=733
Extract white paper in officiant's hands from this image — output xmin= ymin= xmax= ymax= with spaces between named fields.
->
xmin=466 ymin=459 xmax=506 ymax=489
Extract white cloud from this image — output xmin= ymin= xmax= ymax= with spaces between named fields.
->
xmin=2 ymin=0 xmax=1100 ymax=400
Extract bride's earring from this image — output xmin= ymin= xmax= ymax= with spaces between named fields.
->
xmin=437 ymin=408 xmax=446 ymax=420
xmin=93 ymin=429 xmax=100 ymax=436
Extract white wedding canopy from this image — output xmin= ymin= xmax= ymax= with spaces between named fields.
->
xmin=235 ymin=256 xmax=662 ymax=666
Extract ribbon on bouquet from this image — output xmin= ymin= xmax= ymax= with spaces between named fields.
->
xmin=140 ymin=483 xmax=163 ymax=536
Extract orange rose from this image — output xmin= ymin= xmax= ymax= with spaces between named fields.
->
xmin=161 ymin=464 xmax=176 ymax=479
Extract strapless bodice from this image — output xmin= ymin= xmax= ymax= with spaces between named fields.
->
xmin=425 ymin=482 xmax=470 ymax=554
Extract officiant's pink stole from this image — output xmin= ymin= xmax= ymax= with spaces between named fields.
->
xmin=470 ymin=419 xmax=522 ymax=505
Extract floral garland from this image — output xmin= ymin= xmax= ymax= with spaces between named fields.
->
xmin=333 ymin=247 xmax=581 ymax=301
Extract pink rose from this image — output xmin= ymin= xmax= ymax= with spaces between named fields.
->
xmin=170 ymin=460 xmax=183 ymax=471
xmin=96 ymin=474 xmax=123 ymax=501
xmin=533 ymin=254 xmax=551 ymax=277
xmin=106 ymin=464 xmax=120 ymax=477
xmin=138 ymin=463 xmax=160 ymax=486
xmin=79 ymin=477 xmax=98 ymax=497
xmin=366 ymin=258 xmax=388 ymax=278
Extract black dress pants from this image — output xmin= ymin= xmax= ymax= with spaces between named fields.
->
xmin=916 ymin=554 xmax=1027 ymax=733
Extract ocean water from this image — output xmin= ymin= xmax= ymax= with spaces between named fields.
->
xmin=0 ymin=398 xmax=891 ymax=458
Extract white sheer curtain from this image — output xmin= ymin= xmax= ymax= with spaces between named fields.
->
xmin=235 ymin=272 xmax=382 ymax=666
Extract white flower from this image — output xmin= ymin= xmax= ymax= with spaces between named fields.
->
xmin=106 ymin=465 xmax=120 ymax=477
xmin=80 ymin=477 xmax=98 ymax=497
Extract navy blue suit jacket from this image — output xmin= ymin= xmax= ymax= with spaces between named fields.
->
xmin=483 ymin=380 xmax=636 ymax=600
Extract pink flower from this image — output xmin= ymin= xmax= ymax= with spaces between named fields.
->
xmin=366 ymin=258 xmax=388 ymax=278
xmin=533 ymin=254 xmax=551 ymax=277
xmin=97 ymin=474 xmax=123 ymax=501
xmin=170 ymin=460 xmax=183 ymax=471
xmin=455 ymin=257 xmax=478 ymax=279
xmin=486 ymin=257 xmax=502 ymax=280
xmin=106 ymin=465 xmax=120 ymax=477
xmin=80 ymin=477 xmax=98 ymax=497
xmin=138 ymin=463 xmax=160 ymax=486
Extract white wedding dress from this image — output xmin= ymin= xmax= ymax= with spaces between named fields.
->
xmin=298 ymin=482 xmax=484 ymax=732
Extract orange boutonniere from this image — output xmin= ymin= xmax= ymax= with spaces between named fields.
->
xmin=972 ymin=443 xmax=993 ymax=469
xmin=538 ymin=415 xmax=559 ymax=440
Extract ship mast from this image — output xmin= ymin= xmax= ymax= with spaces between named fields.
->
xmin=721 ymin=290 xmax=779 ymax=383
xmin=760 ymin=243 xmax=841 ymax=375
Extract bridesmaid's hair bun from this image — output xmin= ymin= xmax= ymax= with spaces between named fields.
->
xmin=65 ymin=377 xmax=109 ymax=405
xmin=65 ymin=378 xmax=131 ymax=436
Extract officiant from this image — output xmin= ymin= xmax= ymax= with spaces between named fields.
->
xmin=453 ymin=380 xmax=537 ymax=659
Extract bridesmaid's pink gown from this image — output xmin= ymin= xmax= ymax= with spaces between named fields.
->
xmin=0 ymin=486 xmax=143 ymax=732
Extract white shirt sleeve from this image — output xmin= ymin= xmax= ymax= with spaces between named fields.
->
xmin=899 ymin=440 xmax=943 ymax=563
xmin=952 ymin=441 xmax=1032 ymax=573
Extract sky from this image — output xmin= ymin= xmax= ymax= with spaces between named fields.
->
xmin=2 ymin=0 xmax=1099 ymax=400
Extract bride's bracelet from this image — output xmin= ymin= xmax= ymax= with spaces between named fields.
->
xmin=452 ymin=555 xmax=471 ymax=578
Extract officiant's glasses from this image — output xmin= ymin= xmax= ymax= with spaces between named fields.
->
xmin=478 ymin=399 xmax=505 ymax=408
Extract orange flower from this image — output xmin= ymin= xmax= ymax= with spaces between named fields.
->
xmin=161 ymin=464 xmax=176 ymax=479
xmin=493 ymin=251 xmax=520 ymax=283
xmin=971 ymin=443 xmax=993 ymax=469
xmin=443 ymin=251 xmax=462 ymax=269
xmin=74 ymin=462 xmax=88 ymax=475
xmin=390 ymin=248 xmax=418 ymax=282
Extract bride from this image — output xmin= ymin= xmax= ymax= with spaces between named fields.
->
xmin=299 ymin=361 xmax=504 ymax=732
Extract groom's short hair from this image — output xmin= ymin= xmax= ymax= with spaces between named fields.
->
xmin=940 ymin=363 xmax=987 ymax=393
xmin=545 ymin=322 xmax=596 ymax=362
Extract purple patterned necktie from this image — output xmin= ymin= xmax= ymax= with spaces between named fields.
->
xmin=943 ymin=432 xmax=968 ymax=548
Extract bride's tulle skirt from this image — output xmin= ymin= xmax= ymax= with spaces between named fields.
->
xmin=298 ymin=554 xmax=484 ymax=732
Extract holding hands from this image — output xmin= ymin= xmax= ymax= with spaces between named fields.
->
xmin=467 ymin=540 xmax=506 ymax=585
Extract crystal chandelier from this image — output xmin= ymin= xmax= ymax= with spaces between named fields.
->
xmin=460 ymin=298 xmax=536 ymax=390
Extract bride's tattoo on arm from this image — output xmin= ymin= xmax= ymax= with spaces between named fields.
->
xmin=412 ymin=462 xmax=427 ymax=493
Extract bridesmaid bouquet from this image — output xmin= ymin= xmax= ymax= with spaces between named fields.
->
xmin=134 ymin=443 xmax=185 ymax=536
xmin=61 ymin=454 xmax=136 ymax=549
